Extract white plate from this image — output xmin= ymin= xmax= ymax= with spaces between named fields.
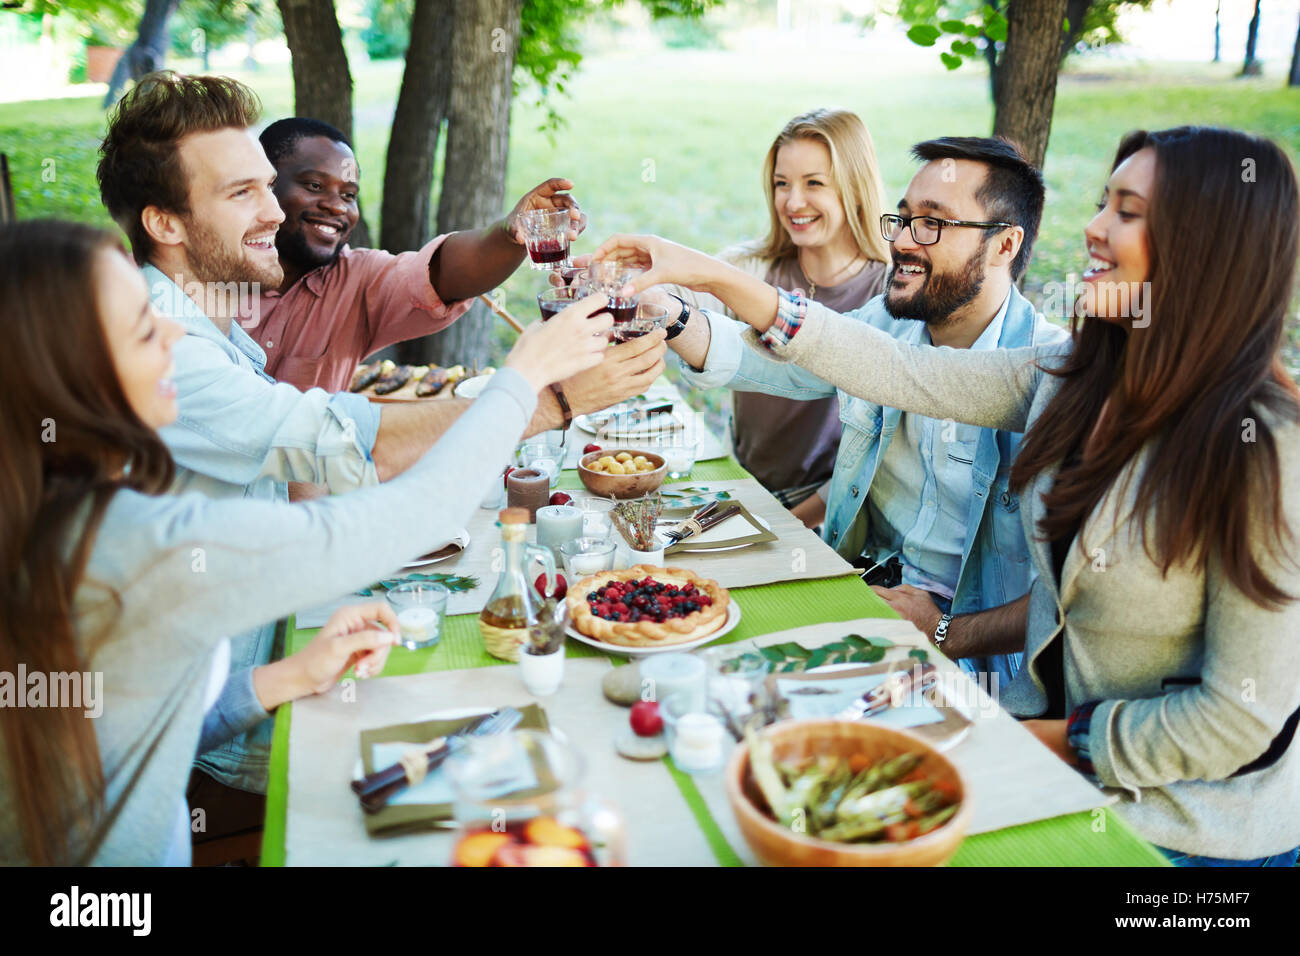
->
xmin=654 ymin=514 xmax=772 ymax=553
xmin=560 ymin=601 xmax=741 ymax=658
xmin=574 ymin=401 xmax=681 ymax=438
xmin=454 ymin=373 xmax=495 ymax=399
xmin=402 ymin=529 xmax=470 ymax=569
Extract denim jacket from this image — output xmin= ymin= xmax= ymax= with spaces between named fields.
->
xmin=146 ymin=266 xmax=383 ymax=792
xmin=682 ymin=284 xmax=1068 ymax=686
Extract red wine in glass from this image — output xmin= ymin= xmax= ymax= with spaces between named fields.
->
xmin=528 ymin=238 xmax=568 ymax=265
xmin=539 ymin=299 xmax=566 ymax=322
xmin=560 ymin=265 xmax=586 ymax=287
xmin=594 ymin=297 xmax=637 ymax=322
xmin=611 ymin=325 xmax=650 ymax=343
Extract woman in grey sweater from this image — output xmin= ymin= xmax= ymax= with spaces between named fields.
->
xmin=0 ymin=219 xmax=613 ymax=866
xmin=596 ymin=126 xmax=1300 ymax=865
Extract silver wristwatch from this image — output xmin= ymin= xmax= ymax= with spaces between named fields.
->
xmin=932 ymin=613 xmax=953 ymax=646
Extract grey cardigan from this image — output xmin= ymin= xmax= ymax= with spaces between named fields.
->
xmin=0 ymin=369 xmax=537 ymax=865
xmin=758 ymin=301 xmax=1300 ymax=859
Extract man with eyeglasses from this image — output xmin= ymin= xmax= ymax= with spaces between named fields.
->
xmin=661 ymin=136 xmax=1068 ymax=689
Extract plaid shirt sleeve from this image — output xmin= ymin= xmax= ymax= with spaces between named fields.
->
xmin=1067 ymin=700 xmax=1102 ymax=780
xmin=758 ymin=288 xmax=808 ymax=350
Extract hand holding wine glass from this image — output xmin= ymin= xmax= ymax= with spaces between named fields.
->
xmin=505 ymin=292 xmax=614 ymax=393
xmin=592 ymin=234 xmax=721 ymax=297
xmin=506 ymin=177 xmax=585 ymax=245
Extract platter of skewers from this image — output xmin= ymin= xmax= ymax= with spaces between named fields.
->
xmin=349 ymin=360 xmax=491 ymax=402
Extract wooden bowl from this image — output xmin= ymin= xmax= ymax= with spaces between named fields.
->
xmin=725 ymin=720 xmax=972 ymax=867
xmin=577 ymin=449 xmax=667 ymax=500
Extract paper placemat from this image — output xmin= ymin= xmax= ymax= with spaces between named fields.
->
xmin=683 ymin=618 xmax=1115 ymax=865
xmin=285 ymin=658 xmax=720 ymax=866
xmin=662 ymin=500 xmax=778 ymax=554
xmin=357 ymin=704 xmax=550 ymax=836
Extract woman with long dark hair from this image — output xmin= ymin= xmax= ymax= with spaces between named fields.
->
xmin=0 ymin=219 xmax=612 ymax=865
xmin=596 ymin=126 xmax=1300 ymax=864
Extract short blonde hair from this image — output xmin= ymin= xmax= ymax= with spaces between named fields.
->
xmin=755 ymin=108 xmax=890 ymax=265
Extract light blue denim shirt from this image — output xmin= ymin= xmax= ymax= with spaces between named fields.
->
xmin=146 ymin=265 xmax=384 ymax=792
xmin=683 ymin=284 xmax=1068 ymax=688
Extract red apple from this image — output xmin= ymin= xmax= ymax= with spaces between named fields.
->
xmin=629 ymin=700 xmax=663 ymax=737
xmin=549 ymin=491 xmax=573 ymax=506
xmin=582 ymin=443 xmax=602 ymax=455
xmin=535 ymin=572 xmax=568 ymax=600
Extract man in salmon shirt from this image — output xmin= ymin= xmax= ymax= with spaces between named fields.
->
xmin=244 ymin=116 xmax=582 ymax=392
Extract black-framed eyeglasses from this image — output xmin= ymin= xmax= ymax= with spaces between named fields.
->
xmin=880 ymin=213 xmax=1012 ymax=246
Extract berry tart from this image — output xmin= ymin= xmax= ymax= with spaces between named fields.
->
xmin=566 ymin=565 xmax=730 ymax=648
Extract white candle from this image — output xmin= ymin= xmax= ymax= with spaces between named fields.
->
xmin=665 ymin=449 xmax=692 ymax=473
xmin=568 ymin=552 xmax=611 ymax=576
xmin=671 ymin=712 xmax=725 ymax=772
xmin=398 ymin=606 xmax=436 ymax=643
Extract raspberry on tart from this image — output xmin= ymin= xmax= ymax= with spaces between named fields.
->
xmin=565 ymin=565 xmax=730 ymax=648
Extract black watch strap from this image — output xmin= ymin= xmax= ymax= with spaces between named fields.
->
xmin=664 ymin=293 xmax=691 ymax=340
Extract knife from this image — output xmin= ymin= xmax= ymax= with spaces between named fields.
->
xmin=836 ymin=662 xmax=938 ymax=721
xmin=351 ymin=706 xmax=523 ymax=812
xmin=668 ymin=503 xmax=740 ymax=544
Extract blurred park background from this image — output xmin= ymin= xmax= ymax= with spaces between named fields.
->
xmin=2 ymin=0 xmax=1298 ymax=433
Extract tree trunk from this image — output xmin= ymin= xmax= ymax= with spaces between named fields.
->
xmin=102 ymin=0 xmax=179 ymax=107
xmin=277 ymin=0 xmax=372 ymax=246
xmin=1059 ymin=0 xmax=1092 ymax=62
xmin=1213 ymin=0 xmax=1221 ymax=62
xmin=381 ymin=0 xmax=454 ymax=256
xmin=982 ymin=0 xmax=1005 ymax=104
xmin=993 ymin=0 xmax=1069 ymax=170
xmin=1242 ymin=0 xmax=1262 ymax=76
xmin=403 ymin=0 xmax=523 ymax=369
xmin=1290 ymin=14 xmax=1300 ymax=86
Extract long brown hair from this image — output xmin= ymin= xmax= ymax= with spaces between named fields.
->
xmin=754 ymin=108 xmax=891 ymax=265
xmin=1010 ymin=127 xmax=1300 ymax=608
xmin=0 ymin=220 xmax=176 ymax=864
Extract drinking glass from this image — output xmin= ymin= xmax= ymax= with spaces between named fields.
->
xmin=520 ymin=209 xmax=572 ymax=272
xmin=610 ymin=302 xmax=666 ymax=344
xmin=537 ymin=285 xmax=583 ymax=322
xmin=385 ymin=582 xmax=449 ymax=650
xmin=569 ymin=495 xmax=616 ymax=541
xmin=518 ymin=440 xmax=564 ymax=488
xmin=559 ymin=262 xmax=588 ymax=288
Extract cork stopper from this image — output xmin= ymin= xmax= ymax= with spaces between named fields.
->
xmin=499 ymin=507 xmax=529 ymax=525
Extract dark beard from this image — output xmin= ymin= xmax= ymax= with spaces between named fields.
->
xmin=277 ymin=224 xmax=343 ymax=276
xmin=883 ymin=241 xmax=987 ymax=329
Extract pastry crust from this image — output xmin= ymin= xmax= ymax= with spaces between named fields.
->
xmin=566 ymin=565 xmax=730 ymax=647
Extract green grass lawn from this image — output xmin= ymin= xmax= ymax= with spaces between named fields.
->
xmin=3 ymin=44 xmax=1297 ymax=416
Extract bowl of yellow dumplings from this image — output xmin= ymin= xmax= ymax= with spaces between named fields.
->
xmin=577 ymin=448 xmax=668 ymax=500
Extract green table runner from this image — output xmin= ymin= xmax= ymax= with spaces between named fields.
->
xmin=261 ymin=445 xmax=1167 ymax=868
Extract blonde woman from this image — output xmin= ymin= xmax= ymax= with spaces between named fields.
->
xmin=658 ymin=108 xmax=891 ymax=523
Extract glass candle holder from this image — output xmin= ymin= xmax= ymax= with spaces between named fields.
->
xmin=559 ymin=536 xmax=617 ymax=578
xmin=518 ymin=440 xmax=564 ymax=489
xmin=385 ymin=582 xmax=449 ymax=650
xmin=570 ymin=495 xmax=616 ymax=541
